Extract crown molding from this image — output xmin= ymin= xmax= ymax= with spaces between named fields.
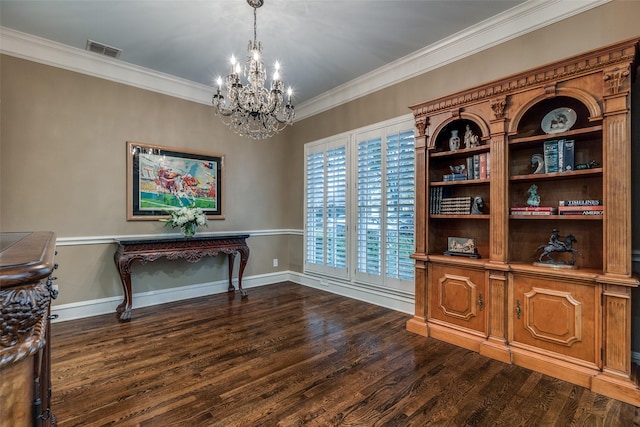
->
xmin=294 ymin=0 xmax=611 ymax=120
xmin=0 ymin=27 xmax=213 ymax=104
xmin=0 ymin=0 xmax=611 ymax=121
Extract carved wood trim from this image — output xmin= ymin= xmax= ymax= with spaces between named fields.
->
xmin=508 ymin=87 xmax=603 ymax=134
xmin=0 ymin=281 xmax=49 ymax=367
xmin=410 ymin=38 xmax=638 ymax=119
xmin=429 ymin=111 xmax=491 ymax=150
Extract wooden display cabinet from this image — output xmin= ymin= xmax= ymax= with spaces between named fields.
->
xmin=406 ymin=38 xmax=640 ymax=405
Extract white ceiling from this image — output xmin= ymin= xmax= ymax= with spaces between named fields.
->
xmin=0 ymin=1 xmax=609 ymax=119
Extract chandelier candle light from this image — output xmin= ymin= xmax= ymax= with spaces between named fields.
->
xmin=212 ymin=0 xmax=294 ymax=140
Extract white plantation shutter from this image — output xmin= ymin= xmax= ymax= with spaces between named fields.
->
xmin=304 ymin=138 xmax=348 ymax=277
xmin=385 ymin=130 xmax=415 ymax=281
xmin=357 ymin=137 xmax=383 ymax=276
xmin=305 ymin=151 xmax=324 ymax=266
xmin=326 ymin=146 xmax=347 ymax=269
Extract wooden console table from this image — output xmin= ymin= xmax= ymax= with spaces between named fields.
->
xmin=113 ymin=234 xmax=249 ymax=322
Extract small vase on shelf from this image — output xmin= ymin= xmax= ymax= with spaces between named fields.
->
xmin=449 ymin=130 xmax=460 ymax=151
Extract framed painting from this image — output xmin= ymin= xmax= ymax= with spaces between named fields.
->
xmin=127 ymin=141 xmax=224 ymax=220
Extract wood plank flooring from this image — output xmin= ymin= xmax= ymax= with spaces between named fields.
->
xmin=51 ymin=282 xmax=639 ymax=426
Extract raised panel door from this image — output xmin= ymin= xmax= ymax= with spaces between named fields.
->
xmin=510 ymin=271 xmax=599 ymax=368
xmin=428 ymin=262 xmax=487 ymax=335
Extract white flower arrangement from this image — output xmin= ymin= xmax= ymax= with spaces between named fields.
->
xmin=161 ymin=204 xmax=207 ymax=237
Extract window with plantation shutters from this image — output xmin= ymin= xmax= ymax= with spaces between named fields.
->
xmin=304 ymin=137 xmax=348 ymax=277
xmin=304 ymin=115 xmax=414 ymax=292
xmin=355 ymin=126 xmax=414 ymax=287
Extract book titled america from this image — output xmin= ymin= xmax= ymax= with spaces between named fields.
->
xmin=558 ymin=205 xmax=604 ymax=215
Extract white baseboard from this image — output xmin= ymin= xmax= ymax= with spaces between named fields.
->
xmin=288 ymin=271 xmax=414 ymax=314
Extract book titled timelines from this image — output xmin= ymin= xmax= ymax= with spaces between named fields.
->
xmin=559 ymin=199 xmax=603 ymax=215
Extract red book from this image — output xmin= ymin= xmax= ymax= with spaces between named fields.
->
xmin=510 ymin=206 xmax=557 ymax=212
xmin=479 ymin=153 xmax=487 ymax=179
xmin=557 ymin=205 xmax=603 ymax=212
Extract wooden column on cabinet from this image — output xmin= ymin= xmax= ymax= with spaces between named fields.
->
xmin=407 ymin=117 xmax=429 ymax=336
xmin=592 ymin=281 xmax=637 ymax=405
xmin=602 ymin=65 xmax=633 ymax=277
xmin=489 ymin=98 xmax=508 ymax=263
xmin=480 ymin=268 xmax=511 ymax=363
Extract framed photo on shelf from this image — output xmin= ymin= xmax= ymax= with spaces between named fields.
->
xmin=126 ymin=141 xmax=224 ymax=220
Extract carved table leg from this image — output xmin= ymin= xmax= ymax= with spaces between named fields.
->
xmin=113 ymin=253 xmax=134 ymax=322
xmin=238 ymin=246 xmax=250 ymax=298
xmin=227 ymin=252 xmax=236 ymax=292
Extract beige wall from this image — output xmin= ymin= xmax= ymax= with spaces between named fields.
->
xmin=1 ymin=1 xmax=639 ymax=322
xmin=0 ymin=57 xmax=296 ymax=306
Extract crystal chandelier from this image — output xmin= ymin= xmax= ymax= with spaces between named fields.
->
xmin=212 ymin=0 xmax=294 ymax=140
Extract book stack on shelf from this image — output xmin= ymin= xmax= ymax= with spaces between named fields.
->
xmin=558 ymin=199 xmax=603 ymax=216
xmin=429 ymin=186 xmax=448 ymax=214
xmin=442 ymin=173 xmax=468 ymax=182
xmin=510 ymin=206 xmax=557 ymax=216
xmin=439 ymin=196 xmax=473 ymax=214
xmin=543 ymin=139 xmax=575 ymax=173
xmin=465 ymin=152 xmax=491 ymax=179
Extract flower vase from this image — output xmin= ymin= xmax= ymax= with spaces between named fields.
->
xmin=183 ymin=223 xmax=196 ymax=238
xmin=449 ymin=130 xmax=460 ymax=151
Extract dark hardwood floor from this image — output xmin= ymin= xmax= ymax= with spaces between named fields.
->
xmin=51 ymin=282 xmax=639 ymax=426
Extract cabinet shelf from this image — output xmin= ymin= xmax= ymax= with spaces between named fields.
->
xmin=430 ymin=144 xmax=489 ymax=159
xmin=509 ymin=168 xmax=602 ymax=182
xmin=431 ymin=214 xmax=490 ymax=219
xmin=431 ymin=178 xmax=490 ymax=186
xmin=509 ymin=125 xmax=602 ymax=146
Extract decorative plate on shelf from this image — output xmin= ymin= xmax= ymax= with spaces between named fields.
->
xmin=541 ymin=107 xmax=577 ymax=134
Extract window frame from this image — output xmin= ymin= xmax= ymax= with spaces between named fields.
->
xmin=303 ymin=115 xmax=415 ymax=292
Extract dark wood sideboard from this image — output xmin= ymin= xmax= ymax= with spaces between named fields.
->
xmin=0 ymin=231 xmax=58 ymax=426
xmin=114 ymin=234 xmax=250 ymax=321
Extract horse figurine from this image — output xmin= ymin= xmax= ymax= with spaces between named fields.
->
xmin=531 ymin=154 xmax=545 ymax=174
xmin=471 ymin=196 xmax=484 ymax=214
xmin=535 ymin=231 xmax=584 ymax=265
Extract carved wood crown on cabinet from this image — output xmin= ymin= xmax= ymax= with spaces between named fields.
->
xmin=406 ymin=38 xmax=640 ymax=407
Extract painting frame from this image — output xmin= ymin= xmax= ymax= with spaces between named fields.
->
xmin=126 ymin=141 xmax=224 ymax=220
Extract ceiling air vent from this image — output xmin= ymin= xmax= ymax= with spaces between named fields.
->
xmin=85 ymin=39 xmax=122 ymax=59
